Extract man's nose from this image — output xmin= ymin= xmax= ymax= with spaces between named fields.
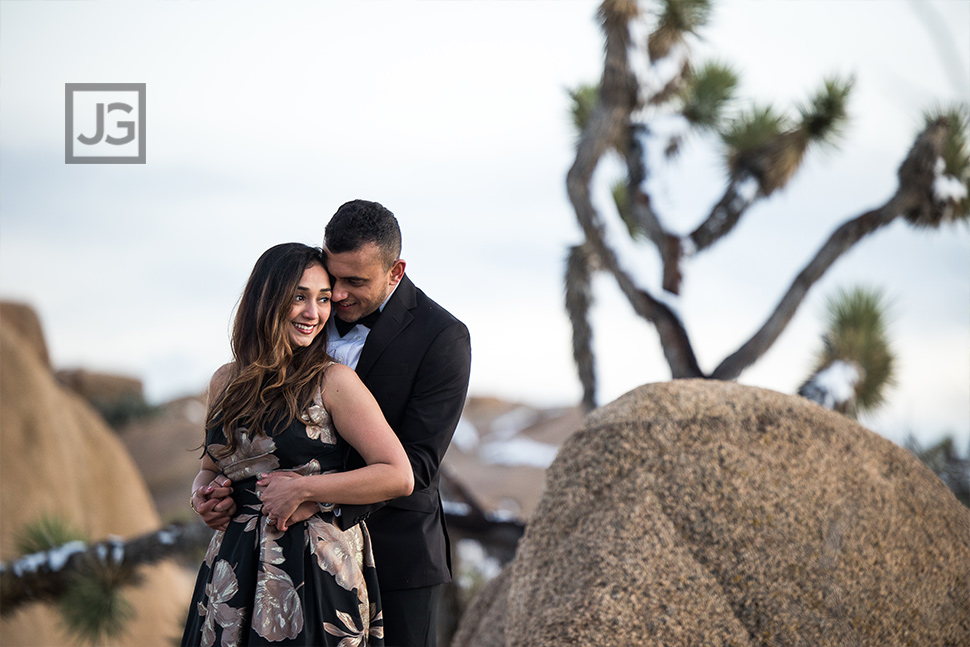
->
xmin=332 ymin=284 xmax=349 ymax=302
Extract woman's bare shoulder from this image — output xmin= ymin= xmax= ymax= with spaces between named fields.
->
xmin=319 ymin=362 xmax=364 ymax=401
xmin=321 ymin=361 xmax=356 ymax=385
xmin=208 ymin=362 xmax=236 ymax=397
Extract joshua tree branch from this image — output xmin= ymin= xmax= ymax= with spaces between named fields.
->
xmin=712 ymin=118 xmax=948 ymax=380
xmin=0 ymin=522 xmax=213 ymax=615
xmin=711 ymin=196 xmax=909 ymax=380
xmin=440 ymin=468 xmax=525 ymax=564
xmin=621 ymin=124 xmax=687 ymax=294
xmin=688 ymin=172 xmax=761 ymax=254
xmin=566 ymin=244 xmax=598 ymax=411
xmin=566 ymin=2 xmax=703 ymax=380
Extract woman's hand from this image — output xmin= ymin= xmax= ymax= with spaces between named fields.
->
xmin=192 ymin=473 xmax=236 ymax=532
xmin=257 ymin=471 xmax=307 ymax=532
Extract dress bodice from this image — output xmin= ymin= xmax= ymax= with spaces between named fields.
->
xmin=205 ymin=386 xmax=344 ymax=483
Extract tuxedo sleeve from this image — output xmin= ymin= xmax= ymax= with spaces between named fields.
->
xmin=335 ymin=319 xmax=471 ymax=529
xmin=398 ymin=320 xmax=471 ymax=492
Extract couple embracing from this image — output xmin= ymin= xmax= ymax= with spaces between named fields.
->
xmin=181 ymin=199 xmax=471 ymax=647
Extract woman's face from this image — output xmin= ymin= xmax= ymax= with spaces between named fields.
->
xmin=286 ymin=263 xmax=331 ymax=349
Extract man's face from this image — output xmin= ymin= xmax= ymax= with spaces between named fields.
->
xmin=324 ymin=242 xmax=405 ymax=323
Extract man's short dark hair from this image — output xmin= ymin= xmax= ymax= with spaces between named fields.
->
xmin=324 ymin=200 xmax=402 ymax=269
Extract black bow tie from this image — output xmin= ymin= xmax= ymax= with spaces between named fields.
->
xmin=334 ymin=309 xmax=381 ymax=337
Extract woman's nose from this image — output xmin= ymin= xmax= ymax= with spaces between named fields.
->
xmin=302 ymin=302 xmax=319 ymax=320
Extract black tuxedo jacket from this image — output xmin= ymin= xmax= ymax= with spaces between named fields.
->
xmin=336 ymin=275 xmax=471 ymax=591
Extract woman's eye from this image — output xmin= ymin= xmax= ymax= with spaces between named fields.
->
xmin=319 ymin=297 xmax=330 ymax=304
xmin=294 ymin=295 xmax=305 ymax=302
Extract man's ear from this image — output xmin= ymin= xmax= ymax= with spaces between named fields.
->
xmin=389 ymin=259 xmax=406 ymax=286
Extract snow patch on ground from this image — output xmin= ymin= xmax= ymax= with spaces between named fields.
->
xmin=479 ymin=437 xmax=559 ymax=468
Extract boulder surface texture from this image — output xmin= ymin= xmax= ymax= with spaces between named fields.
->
xmin=453 ymin=380 xmax=970 ymax=647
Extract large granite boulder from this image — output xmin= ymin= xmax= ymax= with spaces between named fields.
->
xmin=0 ymin=301 xmax=50 ymax=368
xmin=453 ymin=380 xmax=970 ymax=647
xmin=0 ymin=303 xmax=194 ymax=646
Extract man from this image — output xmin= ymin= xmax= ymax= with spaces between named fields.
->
xmin=324 ymin=199 xmax=471 ymax=646
xmin=197 ymin=199 xmax=471 ymax=647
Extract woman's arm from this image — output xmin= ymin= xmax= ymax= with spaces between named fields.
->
xmin=258 ymin=364 xmax=413 ymax=530
xmin=190 ymin=454 xmax=235 ymax=531
xmin=192 ymin=363 xmax=237 ymax=530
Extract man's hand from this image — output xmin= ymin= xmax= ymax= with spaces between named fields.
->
xmin=257 ymin=471 xmax=307 ymax=532
xmin=193 ymin=475 xmax=236 ymax=531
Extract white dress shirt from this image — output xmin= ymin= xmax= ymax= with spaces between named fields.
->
xmin=326 ymin=284 xmax=398 ymax=370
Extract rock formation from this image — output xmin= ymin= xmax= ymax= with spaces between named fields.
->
xmin=453 ymin=380 xmax=970 ymax=647
xmin=56 ymin=368 xmax=146 ymax=422
xmin=0 ymin=302 xmax=50 ymax=368
xmin=0 ymin=302 xmax=194 ymax=646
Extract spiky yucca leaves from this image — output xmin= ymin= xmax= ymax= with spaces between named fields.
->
xmin=13 ymin=516 xmax=135 ymax=645
xmin=721 ymin=104 xmax=787 ymax=177
xmin=58 ymin=566 xmax=135 ymax=646
xmin=797 ymin=76 xmax=853 ymax=147
xmin=721 ymin=76 xmax=852 ymax=195
xmin=568 ymin=83 xmax=600 ymax=137
xmin=647 ymin=0 xmax=713 ymax=60
xmin=903 ymin=105 xmax=970 ymax=228
xmin=15 ymin=515 xmax=87 ymax=556
xmin=808 ymin=286 xmax=896 ymax=416
xmin=678 ymin=60 xmax=738 ymax=131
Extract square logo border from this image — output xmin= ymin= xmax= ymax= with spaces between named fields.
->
xmin=65 ymin=83 xmax=146 ymax=164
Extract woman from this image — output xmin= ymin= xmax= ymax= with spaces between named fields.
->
xmin=181 ymin=243 xmax=413 ymax=647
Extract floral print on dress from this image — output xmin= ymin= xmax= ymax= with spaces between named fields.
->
xmin=253 ymin=562 xmax=304 ymax=640
xmin=182 ymin=382 xmax=383 ymax=647
xmin=198 ymin=560 xmax=245 ymax=647
xmin=302 ymin=386 xmax=337 ymax=444
xmin=323 ymin=609 xmax=371 ymax=647
xmin=208 ymin=428 xmax=280 ymax=482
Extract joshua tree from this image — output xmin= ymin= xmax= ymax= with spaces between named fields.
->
xmin=565 ymin=0 xmax=969 ymax=411
xmin=0 ymin=516 xmax=212 ymax=644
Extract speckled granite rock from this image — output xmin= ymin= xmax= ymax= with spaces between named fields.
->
xmin=455 ymin=380 xmax=970 ymax=647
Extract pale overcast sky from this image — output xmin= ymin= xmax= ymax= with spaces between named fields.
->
xmin=1 ymin=0 xmax=967 ymax=450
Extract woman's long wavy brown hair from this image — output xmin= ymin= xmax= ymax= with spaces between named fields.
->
xmin=206 ymin=243 xmax=333 ymax=458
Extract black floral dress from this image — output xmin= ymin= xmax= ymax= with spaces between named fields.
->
xmin=181 ymin=384 xmax=384 ymax=647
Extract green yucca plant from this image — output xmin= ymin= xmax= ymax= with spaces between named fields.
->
xmin=15 ymin=515 xmax=88 ymax=556
xmin=611 ymin=179 xmax=645 ymax=240
xmin=13 ymin=516 xmax=135 ymax=645
xmin=806 ymin=286 xmax=896 ymax=416
xmin=797 ymin=75 xmax=853 ymax=148
xmin=568 ymin=83 xmax=600 ymax=137
xmin=648 ymin=0 xmax=713 ymax=60
xmin=58 ymin=570 xmax=135 ymax=645
xmin=679 ymin=60 xmax=739 ymax=131
xmin=720 ymin=104 xmax=787 ymax=175
xmin=721 ymin=77 xmax=854 ymax=195
xmin=926 ymin=104 xmax=969 ymax=225
xmin=897 ymin=106 xmax=970 ymax=228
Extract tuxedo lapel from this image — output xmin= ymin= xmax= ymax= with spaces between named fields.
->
xmin=355 ymin=275 xmax=417 ymax=379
